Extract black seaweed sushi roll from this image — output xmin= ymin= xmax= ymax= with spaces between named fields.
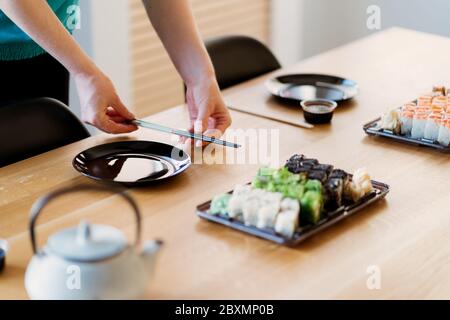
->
xmin=312 ymin=164 xmax=334 ymax=177
xmin=286 ymin=154 xmax=318 ymax=173
xmin=307 ymin=170 xmax=328 ymax=184
xmin=329 ymin=169 xmax=349 ymax=185
xmin=324 ymin=178 xmax=344 ymax=210
xmin=288 ymin=154 xmax=304 ymax=163
xmin=302 ymin=158 xmax=319 ymax=166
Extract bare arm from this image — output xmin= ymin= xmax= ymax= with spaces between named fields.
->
xmin=0 ymin=0 xmax=136 ymax=134
xmin=142 ymin=0 xmax=231 ymax=143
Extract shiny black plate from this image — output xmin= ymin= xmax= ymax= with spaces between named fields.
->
xmin=266 ymin=74 xmax=358 ymax=103
xmin=73 ymin=141 xmax=191 ymax=185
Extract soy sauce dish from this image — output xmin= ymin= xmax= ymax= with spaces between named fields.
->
xmin=301 ymin=99 xmax=337 ymax=124
xmin=0 ymin=239 xmax=8 ymax=273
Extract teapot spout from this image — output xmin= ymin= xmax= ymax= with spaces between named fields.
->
xmin=141 ymin=239 xmax=163 ymax=274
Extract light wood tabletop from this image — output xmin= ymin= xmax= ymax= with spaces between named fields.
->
xmin=1 ymin=28 xmax=449 ymax=299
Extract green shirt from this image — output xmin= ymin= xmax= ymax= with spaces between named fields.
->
xmin=0 ymin=0 xmax=79 ymax=61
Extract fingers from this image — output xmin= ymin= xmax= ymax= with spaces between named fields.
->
xmin=99 ymin=118 xmax=138 ymax=134
xmin=213 ymin=112 xmax=232 ymax=134
xmin=112 ymin=97 xmax=136 ymax=121
xmin=84 ymin=109 xmax=137 ymax=134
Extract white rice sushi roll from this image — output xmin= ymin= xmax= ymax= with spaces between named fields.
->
xmin=437 ymin=119 xmax=450 ymax=147
xmin=228 ymin=195 xmax=246 ymax=218
xmin=256 ymin=191 xmax=282 ymax=229
xmin=233 ymin=184 xmax=252 ymax=196
xmin=228 ymin=185 xmax=252 ymax=218
xmin=411 ymin=113 xmax=428 ymax=139
xmin=242 ymin=198 xmax=261 ymax=227
xmin=262 ymin=191 xmax=283 ymax=207
xmin=275 ymin=210 xmax=299 ymax=239
xmin=257 ymin=204 xmax=280 ymax=229
xmin=280 ymin=198 xmax=300 ymax=212
xmin=424 ymin=114 xmax=442 ymax=141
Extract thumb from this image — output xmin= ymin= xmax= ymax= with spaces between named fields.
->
xmin=112 ymin=96 xmax=135 ymax=121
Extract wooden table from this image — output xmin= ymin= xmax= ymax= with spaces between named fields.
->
xmin=1 ymin=28 xmax=449 ymax=299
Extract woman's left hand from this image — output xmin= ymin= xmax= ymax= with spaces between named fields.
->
xmin=185 ymin=77 xmax=232 ymax=146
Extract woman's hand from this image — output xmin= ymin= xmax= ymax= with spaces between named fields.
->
xmin=185 ymin=77 xmax=232 ymax=146
xmin=74 ymin=69 xmax=138 ymax=134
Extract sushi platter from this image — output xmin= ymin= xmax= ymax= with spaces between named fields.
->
xmin=197 ymin=155 xmax=390 ymax=246
xmin=363 ymin=85 xmax=450 ymax=153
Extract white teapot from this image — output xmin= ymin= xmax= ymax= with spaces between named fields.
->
xmin=25 ymin=185 xmax=163 ymax=300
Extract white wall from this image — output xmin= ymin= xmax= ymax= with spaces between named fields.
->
xmin=272 ymin=0 xmax=450 ymax=66
xmin=70 ymin=0 xmax=131 ymax=134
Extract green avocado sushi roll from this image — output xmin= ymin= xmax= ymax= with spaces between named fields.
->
xmin=300 ymin=191 xmax=323 ymax=224
xmin=210 ymin=193 xmax=231 ymax=216
xmin=304 ymin=179 xmax=323 ymax=193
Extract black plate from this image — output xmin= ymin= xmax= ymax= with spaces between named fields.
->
xmin=197 ymin=179 xmax=389 ymax=246
xmin=363 ymin=107 xmax=450 ymax=154
xmin=73 ymin=141 xmax=191 ymax=185
xmin=266 ymin=73 xmax=359 ymax=103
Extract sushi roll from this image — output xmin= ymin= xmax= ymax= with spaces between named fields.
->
xmin=431 ymin=103 xmax=445 ymax=116
xmin=280 ymin=198 xmax=300 ymax=212
xmin=285 ymin=154 xmax=306 ymax=173
xmin=275 ymin=210 xmax=299 ymax=239
xmin=304 ymin=179 xmax=323 ymax=193
xmin=307 ymin=170 xmax=328 ymax=184
xmin=411 ymin=112 xmax=428 ymax=139
xmin=324 ymin=178 xmax=344 ymax=210
xmin=402 ymin=103 xmax=416 ymax=112
xmin=228 ymin=195 xmax=246 ymax=218
xmin=423 ymin=114 xmax=443 ymax=142
xmin=417 ymin=95 xmax=433 ymax=107
xmin=233 ymin=184 xmax=252 ymax=196
xmin=400 ymin=110 xmax=414 ymax=136
xmin=242 ymin=198 xmax=261 ymax=227
xmin=437 ymin=119 xmax=450 ymax=147
xmin=228 ymin=185 xmax=252 ymax=218
xmin=329 ymin=169 xmax=349 ymax=185
xmin=257 ymin=204 xmax=280 ymax=229
xmin=312 ymin=164 xmax=334 ymax=176
xmin=300 ymin=191 xmax=323 ymax=224
xmin=302 ymin=158 xmax=319 ymax=166
xmin=210 ymin=193 xmax=231 ymax=216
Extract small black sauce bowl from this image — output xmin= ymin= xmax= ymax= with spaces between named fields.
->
xmin=301 ymin=99 xmax=337 ymax=124
xmin=0 ymin=240 xmax=8 ymax=273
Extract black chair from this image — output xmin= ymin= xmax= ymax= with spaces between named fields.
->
xmin=0 ymin=98 xmax=90 ymax=167
xmin=205 ymin=35 xmax=282 ymax=90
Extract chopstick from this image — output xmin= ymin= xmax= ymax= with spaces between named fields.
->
xmin=227 ymin=105 xmax=314 ymax=129
xmin=133 ymin=119 xmax=241 ymax=149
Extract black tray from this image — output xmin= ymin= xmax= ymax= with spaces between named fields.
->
xmin=363 ymin=113 xmax=450 ymax=154
xmin=196 ymin=179 xmax=389 ymax=246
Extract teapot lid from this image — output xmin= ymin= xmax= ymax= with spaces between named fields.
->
xmin=46 ymin=221 xmax=127 ymax=262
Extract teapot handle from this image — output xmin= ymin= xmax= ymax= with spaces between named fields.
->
xmin=29 ymin=184 xmax=141 ymax=254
